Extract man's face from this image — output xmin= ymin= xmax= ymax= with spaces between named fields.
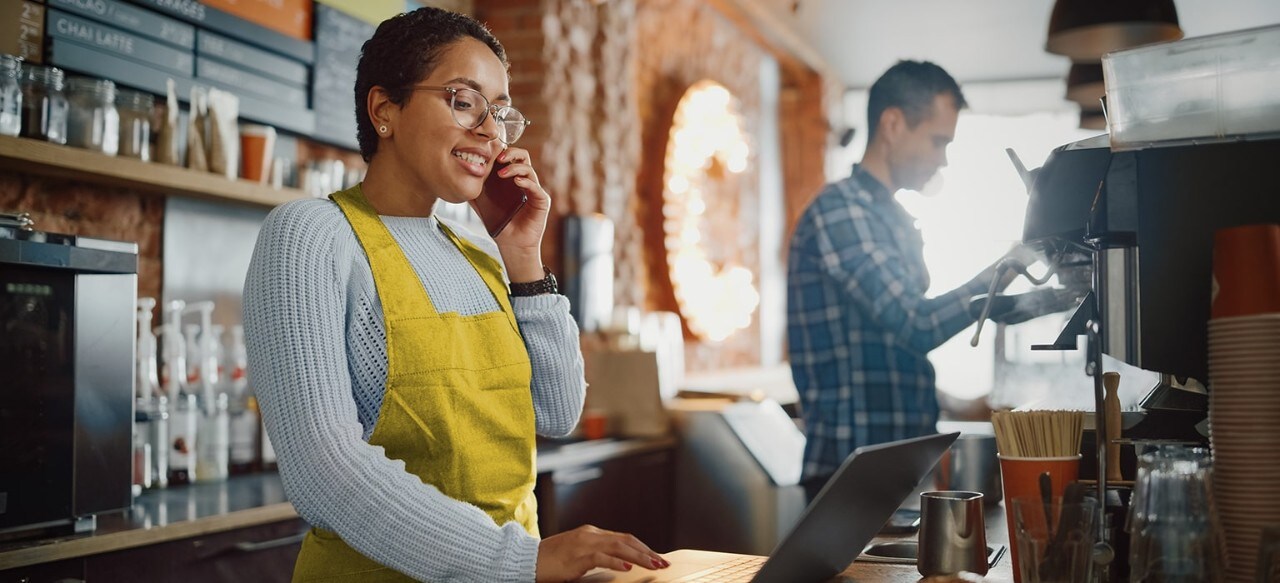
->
xmin=887 ymin=93 xmax=959 ymax=193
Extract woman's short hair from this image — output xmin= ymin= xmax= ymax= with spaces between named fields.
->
xmin=354 ymin=7 xmax=508 ymax=162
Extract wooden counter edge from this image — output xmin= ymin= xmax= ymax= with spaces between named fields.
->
xmin=0 ymin=502 xmax=300 ymax=570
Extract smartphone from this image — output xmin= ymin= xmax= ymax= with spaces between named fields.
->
xmin=470 ymin=161 xmax=528 ymax=238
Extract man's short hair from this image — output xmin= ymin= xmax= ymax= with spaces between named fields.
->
xmin=866 ymin=60 xmax=966 ymax=145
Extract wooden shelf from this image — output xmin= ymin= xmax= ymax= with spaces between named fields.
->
xmin=0 ymin=135 xmax=308 ymax=208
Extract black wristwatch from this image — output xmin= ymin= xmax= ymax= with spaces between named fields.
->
xmin=509 ymin=267 xmax=558 ymax=297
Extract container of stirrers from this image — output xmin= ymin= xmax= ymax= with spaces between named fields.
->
xmin=992 ymin=410 xmax=1085 ymax=583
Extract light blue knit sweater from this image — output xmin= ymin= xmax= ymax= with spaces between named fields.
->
xmin=242 ymin=197 xmax=585 ymax=582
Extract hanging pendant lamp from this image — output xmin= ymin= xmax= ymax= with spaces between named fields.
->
xmin=1046 ymin=0 xmax=1183 ymax=62
xmin=1065 ymin=62 xmax=1106 ymax=107
xmin=1079 ymin=107 xmax=1107 ymax=131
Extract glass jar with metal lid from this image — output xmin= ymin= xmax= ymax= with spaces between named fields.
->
xmin=116 ymin=88 xmax=154 ymax=161
xmin=67 ymin=77 xmax=119 ymax=155
xmin=0 ymin=54 xmax=21 ymax=137
xmin=20 ymin=64 xmax=68 ymax=144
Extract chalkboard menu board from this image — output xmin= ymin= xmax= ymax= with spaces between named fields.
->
xmin=125 ymin=0 xmax=314 ymax=63
xmin=40 ymin=0 xmax=397 ymax=153
xmin=197 ymin=30 xmax=309 ymax=86
xmin=311 ymin=4 xmax=372 ymax=150
xmin=47 ymin=9 xmax=194 ymax=75
xmin=48 ymin=0 xmax=195 ymax=49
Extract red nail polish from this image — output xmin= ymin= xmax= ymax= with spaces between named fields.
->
xmin=651 ymin=558 xmax=663 ymax=569
xmin=623 ymin=563 xmax=632 ymax=571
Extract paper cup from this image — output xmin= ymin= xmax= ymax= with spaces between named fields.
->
xmin=1212 ymin=224 xmax=1280 ymax=319
xmin=240 ymin=124 xmax=277 ymax=183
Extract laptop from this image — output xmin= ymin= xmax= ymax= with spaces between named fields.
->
xmin=578 ymin=432 xmax=959 ymax=583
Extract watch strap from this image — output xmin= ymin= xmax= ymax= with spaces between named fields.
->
xmin=509 ymin=267 xmax=558 ymax=297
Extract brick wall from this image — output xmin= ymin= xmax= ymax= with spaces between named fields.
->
xmin=0 ymin=173 xmax=165 ymax=301
xmin=480 ymin=0 xmax=830 ymax=371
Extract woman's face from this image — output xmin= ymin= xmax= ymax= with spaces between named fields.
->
xmin=388 ymin=37 xmax=509 ymax=205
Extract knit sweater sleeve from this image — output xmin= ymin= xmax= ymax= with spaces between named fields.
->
xmin=512 ymin=294 xmax=586 ymax=436
xmin=242 ymin=201 xmax=539 ymax=582
xmin=443 ymin=218 xmax=587 ymax=437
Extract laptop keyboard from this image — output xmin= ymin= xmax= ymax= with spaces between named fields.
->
xmin=672 ymin=556 xmax=767 ymax=582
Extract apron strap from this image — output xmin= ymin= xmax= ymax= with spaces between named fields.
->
xmin=437 ymin=222 xmax=522 ymax=336
xmin=330 ymin=185 xmax=439 ymax=321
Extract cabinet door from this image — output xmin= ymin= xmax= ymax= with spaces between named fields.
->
xmin=537 ymin=449 xmax=673 ymax=552
xmin=85 ymin=518 xmax=307 ymax=582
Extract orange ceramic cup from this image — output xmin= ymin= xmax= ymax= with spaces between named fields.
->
xmin=581 ymin=409 xmax=608 ymax=441
xmin=998 ymin=454 xmax=1081 ymax=583
xmin=1212 ymin=224 xmax=1280 ymax=319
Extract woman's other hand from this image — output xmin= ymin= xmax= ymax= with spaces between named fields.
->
xmin=535 ymin=525 xmax=669 ymax=582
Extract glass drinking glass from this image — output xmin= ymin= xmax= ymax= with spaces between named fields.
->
xmin=1127 ymin=446 xmax=1224 ymax=583
xmin=1012 ymin=496 xmax=1098 ymax=583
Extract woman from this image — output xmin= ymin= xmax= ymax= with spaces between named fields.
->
xmin=243 ymin=8 xmax=668 ymax=581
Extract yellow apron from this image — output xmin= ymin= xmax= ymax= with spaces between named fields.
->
xmin=291 ymin=185 xmax=539 ymax=582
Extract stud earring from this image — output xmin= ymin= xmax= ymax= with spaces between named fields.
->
xmin=379 ymin=125 xmax=388 ymax=134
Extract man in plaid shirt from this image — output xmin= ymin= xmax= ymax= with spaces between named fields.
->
xmin=787 ymin=61 xmax=1014 ymax=485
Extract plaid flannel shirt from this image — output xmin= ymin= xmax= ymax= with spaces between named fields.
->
xmin=787 ymin=165 xmax=989 ymax=480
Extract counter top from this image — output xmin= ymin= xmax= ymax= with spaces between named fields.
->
xmin=0 ymin=436 xmax=678 ymax=571
xmin=0 ymin=472 xmax=297 ymax=570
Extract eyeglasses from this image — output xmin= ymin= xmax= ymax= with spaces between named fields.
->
xmin=412 ymin=85 xmax=531 ymax=145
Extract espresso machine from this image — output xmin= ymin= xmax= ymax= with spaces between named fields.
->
xmin=1011 ymin=133 xmax=1280 ymax=575
xmin=0 ymin=212 xmax=138 ymax=540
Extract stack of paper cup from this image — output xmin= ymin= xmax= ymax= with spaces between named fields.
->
xmin=1207 ymin=224 xmax=1280 ymax=582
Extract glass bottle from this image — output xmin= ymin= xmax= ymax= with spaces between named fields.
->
xmin=132 ymin=408 xmax=152 ymax=496
xmin=158 ymin=314 xmax=196 ymax=486
xmin=183 ymin=323 xmax=202 ymax=387
xmin=0 ymin=54 xmax=20 ymax=136
xmin=116 ymin=88 xmax=153 ymax=161
xmin=19 ymin=64 xmax=68 ymax=144
xmin=66 ymin=77 xmax=118 ymax=155
xmin=168 ymin=391 xmax=198 ymax=486
xmin=194 ymin=321 xmax=228 ymax=483
xmin=134 ymin=296 xmax=158 ymax=493
xmin=227 ymin=325 xmax=260 ymax=474
xmin=195 ymin=391 xmax=230 ymax=482
xmin=149 ymin=394 xmax=170 ymax=488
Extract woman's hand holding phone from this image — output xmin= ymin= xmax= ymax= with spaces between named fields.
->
xmin=475 ymin=146 xmax=550 ymax=283
xmin=474 ymin=160 xmax=528 ymax=239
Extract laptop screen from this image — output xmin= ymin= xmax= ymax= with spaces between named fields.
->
xmin=752 ymin=432 xmax=959 ymax=582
